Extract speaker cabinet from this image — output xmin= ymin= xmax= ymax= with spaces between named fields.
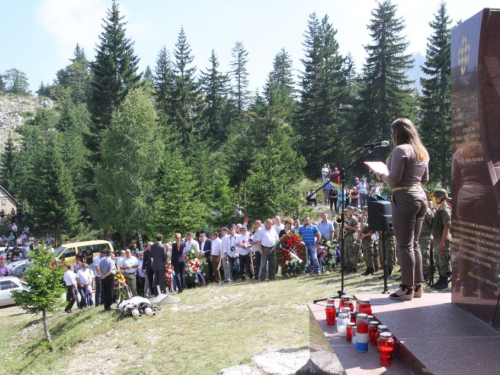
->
xmin=367 ymin=197 xmax=392 ymax=232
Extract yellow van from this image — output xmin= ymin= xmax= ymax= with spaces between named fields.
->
xmin=53 ymin=240 xmax=114 ymax=265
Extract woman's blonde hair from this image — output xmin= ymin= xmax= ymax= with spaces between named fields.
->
xmin=391 ymin=118 xmax=429 ymax=162
xmin=174 ymin=233 xmax=181 ymax=250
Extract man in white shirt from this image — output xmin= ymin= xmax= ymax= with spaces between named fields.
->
xmin=236 ymin=226 xmax=254 ymax=281
xmin=63 ymin=265 xmax=77 ymax=313
xmin=251 ymin=220 xmax=263 ymax=279
xmin=184 ymin=232 xmax=200 ymax=254
xmin=76 ymin=263 xmax=93 ymax=308
xmin=210 ymin=232 xmax=222 ymax=284
xmin=273 ymin=216 xmax=284 ymax=234
xmin=255 ymin=219 xmax=280 ymax=281
xmin=117 ymin=250 xmax=126 ymax=267
xmin=220 ymin=227 xmax=231 ymax=283
xmin=224 ymin=225 xmax=239 ymax=282
xmin=120 ymin=248 xmax=139 ymax=296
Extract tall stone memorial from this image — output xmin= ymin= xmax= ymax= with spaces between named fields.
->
xmin=451 ymin=8 xmax=500 ymax=328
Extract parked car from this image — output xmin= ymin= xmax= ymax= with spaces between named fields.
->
xmin=53 ymin=240 xmax=114 ymax=265
xmin=12 ymin=261 xmax=30 ymax=280
xmin=0 ymin=276 xmax=25 ymax=307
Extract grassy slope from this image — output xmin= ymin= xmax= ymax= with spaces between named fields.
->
xmin=0 ymin=268 xmax=449 ymax=375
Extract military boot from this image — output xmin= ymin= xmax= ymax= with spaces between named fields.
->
xmin=361 ymin=267 xmax=374 ymax=276
xmin=433 ymin=276 xmax=448 ymax=290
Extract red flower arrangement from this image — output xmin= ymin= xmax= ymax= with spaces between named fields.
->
xmin=278 ymin=233 xmax=306 ymax=275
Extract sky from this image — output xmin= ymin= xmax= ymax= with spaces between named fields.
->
xmin=0 ymin=0 xmax=498 ymax=93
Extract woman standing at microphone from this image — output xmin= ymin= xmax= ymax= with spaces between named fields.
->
xmin=374 ymin=118 xmax=429 ymax=301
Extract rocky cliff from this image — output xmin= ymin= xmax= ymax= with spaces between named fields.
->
xmin=0 ymin=94 xmax=54 ymax=148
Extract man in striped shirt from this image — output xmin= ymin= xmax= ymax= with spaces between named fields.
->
xmin=298 ymin=216 xmax=322 ymax=275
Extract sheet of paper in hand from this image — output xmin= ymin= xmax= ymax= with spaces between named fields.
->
xmin=364 ymin=161 xmax=389 ymax=176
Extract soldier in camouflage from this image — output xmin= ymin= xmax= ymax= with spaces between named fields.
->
xmin=419 ymin=200 xmax=434 ymax=280
xmin=360 ymin=206 xmax=375 ymax=276
xmin=378 ymin=229 xmax=396 ymax=279
xmin=344 ymin=207 xmax=360 ymax=273
xmin=431 ymin=189 xmax=452 ymax=290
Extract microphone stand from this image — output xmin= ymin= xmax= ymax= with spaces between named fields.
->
xmin=313 ymin=147 xmax=375 ymax=303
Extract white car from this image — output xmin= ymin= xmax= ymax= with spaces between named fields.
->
xmin=0 ymin=276 xmax=25 ymax=307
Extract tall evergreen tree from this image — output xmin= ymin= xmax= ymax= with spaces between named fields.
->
xmin=153 ymin=46 xmax=175 ymax=127
xmin=420 ymin=2 xmax=452 ymax=188
xmin=88 ymin=0 xmax=141 ymax=158
xmin=171 ymin=27 xmax=204 ymax=152
xmin=230 ymin=41 xmax=250 ymax=119
xmin=0 ymin=133 xmax=16 ymax=192
xmin=357 ymin=0 xmax=415 ymax=142
xmin=29 ymin=136 xmax=79 ymax=245
xmin=296 ymin=13 xmax=349 ymax=178
xmin=200 ymin=50 xmax=229 ymax=148
xmin=91 ymin=88 xmax=164 ymax=244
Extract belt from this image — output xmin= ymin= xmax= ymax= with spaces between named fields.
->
xmin=392 ymin=185 xmax=421 ymax=192
xmin=124 ymin=271 xmax=136 ymax=275
xmin=261 ymin=245 xmax=274 ymax=249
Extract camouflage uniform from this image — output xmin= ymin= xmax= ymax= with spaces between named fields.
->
xmin=419 ymin=208 xmax=434 ymax=275
xmin=431 ymin=205 xmax=452 ymax=278
xmin=346 ymin=215 xmax=359 ymax=269
xmin=380 ymin=230 xmax=396 ymax=268
xmin=361 ymin=222 xmax=375 ymax=268
xmin=373 ymin=235 xmax=380 ymax=270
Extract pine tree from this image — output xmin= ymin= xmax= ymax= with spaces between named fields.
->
xmin=230 ymin=41 xmax=250 ymax=119
xmin=296 ymin=13 xmax=349 ymax=178
xmin=66 ymin=44 xmax=91 ymax=104
xmin=4 ymin=68 xmax=30 ymax=95
xmin=91 ymin=88 xmax=164 ymax=243
xmin=171 ymin=27 xmax=204 ymax=152
xmin=0 ymin=133 xmax=16 ymax=192
xmin=420 ymin=2 xmax=452 ymax=188
xmin=200 ymin=50 xmax=229 ymax=148
xmin=265 ymin=48 xmax=295 ymax=124
xmin=88 ymin=0 xmax=141 ymax=158
xmin=29 ymin=135 xmax=79 ymax=245
xmin=153 ymin=46 xmax=175 ymax=127
xmin=357 ymin=0 xmax=415 ymax=142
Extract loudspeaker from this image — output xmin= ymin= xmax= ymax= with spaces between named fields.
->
xmin=368 ymin=196 xmax=392 ymax=232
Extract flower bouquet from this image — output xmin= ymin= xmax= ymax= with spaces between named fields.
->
xmin=278 ymin=233 xmax=306 ymax=276
xmin=164 ymin=260 xmax=176 ymax=292
xmin=317 ymin=239 xmax=338 ymax=272
xmin=185 ymin=247 xmax=208 ymax=288
xmin=114 ymin=270 xmax=132 ymax=301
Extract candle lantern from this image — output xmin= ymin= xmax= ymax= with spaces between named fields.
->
xmin=344 ymin=300 xmax=354 ymax=312
xmin=369 ymin=321 xmax=380 ymax=346
xmin=341 ymin=307 xmax=351 ymax=314
xmin=367 ymin=315 xmax=374 ymax=323
xmin=339 ymin=295 xmax=352 ymax=309
xmin=349 ymin=311 xmax=357 ymax=323
xmin=358 ymin=298 xmax=372 ymax=315
xmin=377 ymin=332 xmax=395 ymax=366
xmin=377 ymin=325 xmax=389 ymax=340
xmin=346 ymin=322 xmax=355 ymax=341
xmin=327 ymin=297 xmax=336 ymax=307
xmin=326 ymin=303 xmax=337 ymax=325
xmin=337 ymin=313 xmax=349 ymax=337
xmin=351 ymin=326 xmax=357 ymax=344
xmin=356 ymin=313 xmax=369 ymax=352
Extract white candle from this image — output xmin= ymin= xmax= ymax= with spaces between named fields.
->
xmin=338 ymin=325 xmax=347 ymax=337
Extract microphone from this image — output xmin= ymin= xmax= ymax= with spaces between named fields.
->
xmin=363 ymin=141 xmax=389 ymax=148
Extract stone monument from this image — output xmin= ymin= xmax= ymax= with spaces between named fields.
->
xmin=451 ymin=8 xmax=500 ymax=328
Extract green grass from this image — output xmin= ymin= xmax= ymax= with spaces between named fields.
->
xmin=0 ymin=267 xmax=449 ymax=375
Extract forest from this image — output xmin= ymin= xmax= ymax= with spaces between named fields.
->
xmin=0 ymin=0 xmax=452 ymax=245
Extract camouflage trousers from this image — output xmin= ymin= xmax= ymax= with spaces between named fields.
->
xmin=373 ymin=241 xmax=380 ymax=269
xmin=380 ymin=234 xmax=396 ymax=268
xmin=362 ymin=239 xmax=375 ymax=268
xmin=419 ymin=235 xmax=432 ymax=274
xmin=345 ymin=234 xmax=359 ymax=269
xmin=433 ymin=236 xmax=451 ymax=277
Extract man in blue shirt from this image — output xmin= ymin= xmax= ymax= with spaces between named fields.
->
xmin=299 ymin=216 xmax=322 ymax=275
xmin=317 ymin=213 xmax=335 ymax=243
xmin=322 ymin=178 xmax=333 ymax=205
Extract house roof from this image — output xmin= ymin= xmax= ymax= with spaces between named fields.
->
xmin=0 ymin=185 xmax=20 ymax=206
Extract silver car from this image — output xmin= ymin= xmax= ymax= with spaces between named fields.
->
xmin=0 ymin=276 xmax=25 ymax=307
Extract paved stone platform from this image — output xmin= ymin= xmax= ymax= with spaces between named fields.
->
xmin=309 ymin=292 xmax=500 ymax=375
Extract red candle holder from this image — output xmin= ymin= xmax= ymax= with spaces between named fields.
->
xmin=349 ymin=311 xmax=357 ymax=323
xmin=346 ymin=322 xmax=355 ymax=341
xmin=325 ymin=303 xmax=336 ymax=325
xmin=344 ymin=300 xmax=354 ymax=312
xmin=369 ymin=321 xmax=380 ymax=346
xmin=377 ymin=332 xmax=395 ymax=366
xmin=339 ymin=295 xmax=352 ymax=309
